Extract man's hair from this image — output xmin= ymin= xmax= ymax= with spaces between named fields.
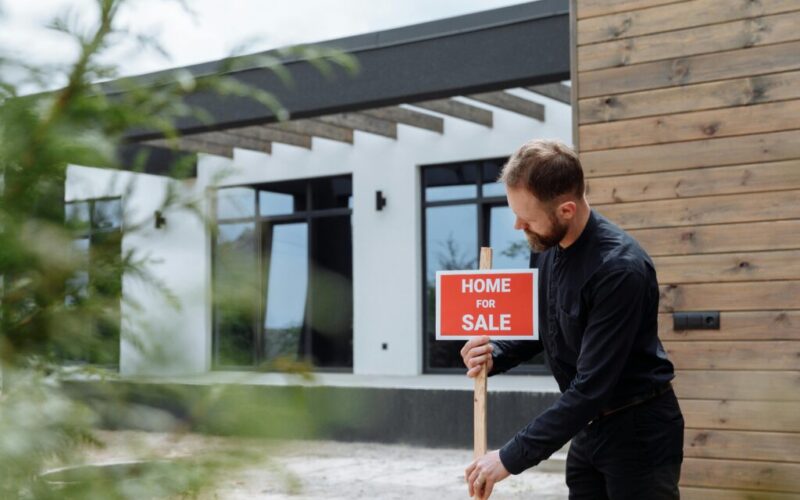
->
xmin=499 ymin=139 xmax=585 ymax=203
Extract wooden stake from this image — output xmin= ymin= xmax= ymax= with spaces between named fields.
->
xmin=474 ymin=247 xmax=492 ymax=464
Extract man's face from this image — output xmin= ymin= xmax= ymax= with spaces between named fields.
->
xmin=506 ymin=185 xmax=569 ymax=252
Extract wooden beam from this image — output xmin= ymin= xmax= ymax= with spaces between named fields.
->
xmin=631 ymin=220 xmax=800 ymax=258
xmin=267 ymin=120 xmax=353 ymax=144
xmin=411 ymin=99 xmax=493 ymax=127
xmin=581 ymin=129 xmax=800 ymax=177
xmin=361 ymin=106 xmax=444 ymax=133
xmin=682 ymin=400 xmax=800 ymax=432
xmin=578 ymin=0 xmax=800 ymax=46
xmin=526 ymin=83 xmax=571 ymax=104
xmin=225 ymin=125 xmax=312 ymax=149
xmin=681 ymin=457 xmax=800 ymax=494
xmin=190 ymin=131 xmax=273 ymax=154
xmin=658 ymin=281 xmax=800 ymax=313
xmin=466 ymin=91 xmax=545 ymax=121
xmin=658 ymin=310 xmax=800 ymax=342
xmin=315 ymin=113 xmax=397 ymax=139
xmin=653 ymin=249 xmax=800 ymax=285
xmin=664 ymin=340 xmax=800 ymax=371
xmin=577 ymin=0 xmax=679 ymax=20
xmin=578 ymin=10 xmax=800 ymax=72
xmin=579 ymin=70 xmax=800 ymax=125
xmin=682 ymin=486 xmax=800 ymax=500
xmin=580 ymin=99 xmax=800 ymax=151
xmin=579 ymin=39 xmax=800 ymax=98
xmin=586 ymin=159 xmax=800 ymax=205
xmin=597 ymin=189 xmax=800 ymax=231
xmin=675 ymin=371 xmax=800 ymax=402
xmin=683 ymin=429 xmax=800 ymax=463
xmin=144 ymin=137 xmax=235 ymax=158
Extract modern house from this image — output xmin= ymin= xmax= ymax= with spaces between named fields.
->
xmin=66 ymin=0 xmax=800 ymax=497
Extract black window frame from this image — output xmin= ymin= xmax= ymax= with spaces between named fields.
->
xmin=63 ymin=196 xmax=123 ymax=369
xmin=420 ymin=158 xmax=549 ymax=375
xmin=211 ymin=175 xmax=354 ymax=372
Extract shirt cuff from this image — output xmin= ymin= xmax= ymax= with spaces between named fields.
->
xmin=499 ymin=436 xmax=540 ymax=475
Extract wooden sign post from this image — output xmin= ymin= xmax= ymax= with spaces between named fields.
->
xmin=474 ymin=247 xmax=492 ymax=464
xmin=434 ymin=246 xmax=538 ymax=498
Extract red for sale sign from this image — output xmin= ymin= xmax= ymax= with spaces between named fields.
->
xmin=436 ymin=269 xmax=538 ymax=340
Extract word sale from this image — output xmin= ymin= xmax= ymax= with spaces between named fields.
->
xmin=460 ymin=277 xmax=512 ymax=331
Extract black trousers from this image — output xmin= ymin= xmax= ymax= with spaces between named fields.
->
xmin=566 ymin=389 xmax=684 ymax=500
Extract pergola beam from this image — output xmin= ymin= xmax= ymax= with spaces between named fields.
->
xmin=525 ymin=82 xmax=571 ymax=105
xmin=466 ymin=91 xmax=545 ymax=121
xmin=315 ymin=113 xmax=397 ymax=139
xmin=194 ymin=131 xmax=273 ymax=153
xmin=267 ymin=120 xmax=354 ymax=144
xmin=361 ymin=106 xmax=444 ymax=133
xmin=145 ymin=137 xmax=235 ymax=158
xmin=410 ymin=99 xmax=493 ymax=127
xmin=226 ymin=125 xmax=312 ymax=149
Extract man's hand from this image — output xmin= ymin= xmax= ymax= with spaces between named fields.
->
xmin=465 ymin=450 xmax=510 ymax=499
xmin=460 ymin=336 xmax=494 ymax=378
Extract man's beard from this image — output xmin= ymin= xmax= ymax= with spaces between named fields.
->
xmin=523 ymin=215 xmax=569 ymax=252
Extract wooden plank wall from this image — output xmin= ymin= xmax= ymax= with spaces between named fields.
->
xmin=572 ymin=1 xmax=800 ymax=497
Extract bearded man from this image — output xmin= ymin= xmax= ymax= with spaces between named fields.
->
xmin=462 ymin=139 xmax=683 ymax=500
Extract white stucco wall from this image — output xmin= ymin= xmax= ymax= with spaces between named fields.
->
xmin=65 ymin=165 xmax=217 ymax=376
xmin=66 ymin=88 xmax=571 ymax=378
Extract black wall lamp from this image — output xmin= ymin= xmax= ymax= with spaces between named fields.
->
xmin=154 ymin=210 xmax=167 ymax=229
xmin=376 ymin=190 xmax=387 ymax=211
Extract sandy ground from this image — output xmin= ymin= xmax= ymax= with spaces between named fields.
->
xmin=80 ymin=431 xmax=568 ymax=499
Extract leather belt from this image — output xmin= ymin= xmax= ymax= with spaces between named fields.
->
xmin=590 ymin=382 xmax=673 ymax=424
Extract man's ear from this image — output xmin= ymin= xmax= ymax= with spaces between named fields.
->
xmin=557 ymin=200 xmax=577 ymax=221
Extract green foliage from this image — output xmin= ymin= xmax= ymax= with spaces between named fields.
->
xmin=0 ymin=0 xmax=360 ymax=497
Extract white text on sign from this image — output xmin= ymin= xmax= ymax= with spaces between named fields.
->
xmin=461 ymin=277 xmax=511 ymax=294
xmin=436 ymin=269 xmax=538 ymax=340
xmin=462 ymin=278 xmax=512 ymax=330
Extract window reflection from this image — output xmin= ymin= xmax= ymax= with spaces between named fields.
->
xmin=65 ymin=238 xmax=90 ymax=307
xmin=213 ymin=175 xmax=354 ymax=370
xmin=214 ymin=223 xmax=258 ymax=366
xmin=489 ymin=205 xmax=529 ymax=269
xmin=62 ymin=198 xmax=123 ymax=366
xmin=424 ymin=163 xmax=479 ymax=201
xmin=421 ymin=158 xmax=547 ymax=374
xmin=217 ymin=187 xmax=255 ymax=219
xmin=309 ymin=215 xmax=353 ymax=368
xmin=65 ymin=201 xmax=91 ymax=230
xmin=482 ymin=159 xmax=506 ymax=197
xmin=312 ymin=176 xmax=352 ymax=210
xmin=93 ymin=199 xmax=122 ymax=230
xmin=259 ymin=191 xmax=296 ymax=216
xmin=425 ymin=204 xmax=478 ymax=369
xmin=259 ymin=181 xmax=306 ymax=216
xmin=263 ymin=222 xmax=308 ymax=362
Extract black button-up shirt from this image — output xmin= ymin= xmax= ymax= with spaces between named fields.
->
xmin=490 ymin=209 xmax=675 ymax=474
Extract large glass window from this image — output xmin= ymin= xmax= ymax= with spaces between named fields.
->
xmin=213 ymin=175 xmax=353 ymax=371
xmin=421 ymin=159 xmax=547 ymax=373
xmin=63 ymin=197 xmax=123 ymax=366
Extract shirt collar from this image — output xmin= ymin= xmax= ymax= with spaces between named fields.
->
xmin=557 ymin=209 xmax=596 ymax=258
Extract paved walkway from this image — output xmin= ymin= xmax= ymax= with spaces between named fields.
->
xmin=83 ymin=431 xmax=569 ymax=499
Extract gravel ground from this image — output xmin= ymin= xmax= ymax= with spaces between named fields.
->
xmin=80 ymin=431 xmax=569 ymax=499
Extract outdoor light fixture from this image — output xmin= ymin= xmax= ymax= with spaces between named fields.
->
xmin=154 ymin=210 xmax=166 ymax=229
xmin=376 ymin=190 xmax=387 ymax=211
xmin=672 ymin=311 xmax=720 ymax=330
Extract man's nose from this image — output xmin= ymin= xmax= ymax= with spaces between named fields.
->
xmin=514 ymin=217 xmax=525 ymax=230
